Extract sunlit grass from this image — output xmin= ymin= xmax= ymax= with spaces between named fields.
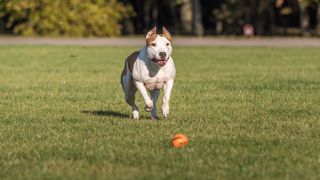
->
xmin=0 ymin=46 xmax=320 ymax=179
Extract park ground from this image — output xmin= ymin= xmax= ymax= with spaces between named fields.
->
xmin=1 ymin=37 xmax=320 ymax=47
xmin=0 ymin=45 xmax=320 ymax=179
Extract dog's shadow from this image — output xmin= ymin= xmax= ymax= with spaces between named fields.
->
xmin=81 ymin=110 xmax=151 ymax=119
xmin=81 ymin=110 xmax=130 ymax=118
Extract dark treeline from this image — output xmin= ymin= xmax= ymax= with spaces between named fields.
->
xmin=121 ymin=0 xmax=320 ymax=36
xmin=0 ymin=0 xmax=319 ymax=36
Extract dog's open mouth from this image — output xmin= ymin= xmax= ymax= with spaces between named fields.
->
xmin=152 ymin=58 xmax=167 ymax=66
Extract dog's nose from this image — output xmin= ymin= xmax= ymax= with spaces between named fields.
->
xmin=159 ymin=52 xmax=166 ymax=59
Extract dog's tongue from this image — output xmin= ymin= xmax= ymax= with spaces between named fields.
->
xmin=157 ymin=59 xmax=167 ymax=66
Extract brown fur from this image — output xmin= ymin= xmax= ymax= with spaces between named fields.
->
xmin=146 ymin=27 xmax=157 ymax=46
xmin=146 ymin=27 xmax=172 ymax=46
xmin=162 ymin=27 xmax=173 ymax=42
xmin=146 ymin=35 xmax=157 ymax=46
xmin=127 ymin=51 xmax=139 ymax=73
xmin=121 ymin=51 xmax=140 ymax=86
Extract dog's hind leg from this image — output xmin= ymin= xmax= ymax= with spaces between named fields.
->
xmin=150 ymin=89 xmax=160 ymax=120
xmin=121 ymin=66 xmax=139 ymax=119
xmin=125 ymin=89 xmax=139 ymax=119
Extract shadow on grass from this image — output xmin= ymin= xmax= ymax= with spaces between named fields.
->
xmin=81 ymin=110 xmax=130 ymax=118
xmin=81 ymin=110 xmax=153 ymax=120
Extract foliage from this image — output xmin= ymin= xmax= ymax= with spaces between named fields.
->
xmin=0 ymin=0 xmax=133 ymax=36
xmin=0 ymin=46 xmax=320 ymax=179
xmin=213 ymin=0 xmax=249 ymax=34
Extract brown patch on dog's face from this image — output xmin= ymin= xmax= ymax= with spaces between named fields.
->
xmin=162 ymin=26 xmax=172 ymax=43
xmin=145 ymin=26 xmax=173 ymax=67
xmin=146 ymin=27 xmax=157 ymax=46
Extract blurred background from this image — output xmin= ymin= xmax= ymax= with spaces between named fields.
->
xmin=0 ymin=0 xmax=319 ymax=37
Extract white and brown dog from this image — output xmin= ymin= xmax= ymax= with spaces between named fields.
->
xmin=121 ymin=27 xmax=176 ymax=119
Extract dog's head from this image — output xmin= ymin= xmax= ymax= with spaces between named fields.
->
xmin=146 ymin=26 xmax=173 ymax=67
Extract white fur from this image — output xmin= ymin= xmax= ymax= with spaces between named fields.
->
xmin=122 ymin=31 xmax=176 ymax=119
xmin=146 ymin=35 xmax=172 ymax=62
xmin=122 ymin=63 xmax=139 ymax=119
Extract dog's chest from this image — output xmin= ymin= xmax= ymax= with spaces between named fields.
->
xmin=132 ymin=53 xmax=175 ymax=91
xmin=144 ymin=81 xmax=165 ymax=91
xmin=143 ymin=74 xmax=168 ymax=91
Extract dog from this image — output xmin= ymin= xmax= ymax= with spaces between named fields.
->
xmin=121 ymin=26 xmax=176 ymax=119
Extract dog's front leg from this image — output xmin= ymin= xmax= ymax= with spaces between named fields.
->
xmin=151 ymin=89 xmax=160 ymax=119
xmin=134 ymin=80 xmax=153 ymax=112
xmin=162 ymin=79 xmax=174 ymax=118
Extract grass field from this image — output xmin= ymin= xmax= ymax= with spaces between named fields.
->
xmin=0 ymin=45 xmax=320 ymax=179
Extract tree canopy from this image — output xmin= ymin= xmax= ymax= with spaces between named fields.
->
xmin=0 ymin=0 xmax=319 ymax=36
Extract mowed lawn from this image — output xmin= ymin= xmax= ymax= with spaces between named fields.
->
xmin=0 ymin=45 xmax=320 ymax=180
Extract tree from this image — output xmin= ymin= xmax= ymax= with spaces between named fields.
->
xmin=192 ymin=0 xmax=204 ymax=36
xmin=299 ymin=0 xmax=311 ymax=36
xmin=257 ymin=0 xmax=275 ymax=35
xmin=180 ymin=0 xmax=193 ymax=34
xmin=0 ymin=0 xmax=132 ymax=36
xmin=316 ymin=1 xmax=320 ymax=35
xmin=213 ymin=0 xmax=250 ymax=35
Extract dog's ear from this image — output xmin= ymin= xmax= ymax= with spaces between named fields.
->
xmin=146 ymin=26 xmax=157 ymax=46
xmin=146 ymin=26 xmax=157 ymax=39
xmin=162 ymin=27 xmax=172 ymax=42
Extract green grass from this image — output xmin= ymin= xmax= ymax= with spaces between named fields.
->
xmin=0 ymin=45 xmax=320 ymax=180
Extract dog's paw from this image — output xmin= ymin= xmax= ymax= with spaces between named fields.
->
xmin=151 ymin=115 xmax=159 ymax=120
xmin=132 ymin=110 xmax=139 ymax=119
xmin=145 ymin=100 xmax=153 ymax=112
xmin=161 ymin=104 xmax=170 ymax=118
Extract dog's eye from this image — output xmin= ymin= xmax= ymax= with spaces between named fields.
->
xmin=151 ymin=43 xmax=156 ymax=47
xmin=166 ymin=43 xmax=170 ymax=46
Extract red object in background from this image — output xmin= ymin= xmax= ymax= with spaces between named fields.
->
xmin=243 ymin=24 xmax=254 ymax=36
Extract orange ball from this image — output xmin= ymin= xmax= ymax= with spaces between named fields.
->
xmin=172 ymin=134 xmax=189 ymax=148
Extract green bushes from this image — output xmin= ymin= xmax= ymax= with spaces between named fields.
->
xmin=0 ymin=0 xmax=132 ymax=36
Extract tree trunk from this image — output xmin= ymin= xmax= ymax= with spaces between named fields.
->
xmin=144 ymin=0 xmax=156 ymax=31
xmin=167 ymin=1 xmax=179 ymax=34
xmin=317 ymin=2 xmax=320 ymax=36
xmin=257 ymin=0 xmax=274 ymax=35
xmin=0 ymin=21 xmax=4 ymax=34
xmin=180 ymin=0 xmax=193 ymax=34
xmin=151 ymin=1 xmax=159 ymax=26
xmin=299 ymin=1 xmax=310 ymax=36
xmin=192 ymin=0 xmax=204 ymax=36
